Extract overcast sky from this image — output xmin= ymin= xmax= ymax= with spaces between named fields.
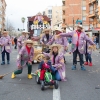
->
xmin=5 ymin=0 xmax=62 ymax=31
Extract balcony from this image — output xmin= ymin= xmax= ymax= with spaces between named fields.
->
xmin=89 ymin=0 xmax=98 ymax=5
xmin=88 ymin=9 xmax=99 ymax=18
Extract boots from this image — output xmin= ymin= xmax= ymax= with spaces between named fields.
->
xmin=28 ymin=74 xmax=33 ymax=79
xmin=11 ymin=72 xmax=16 ymax=79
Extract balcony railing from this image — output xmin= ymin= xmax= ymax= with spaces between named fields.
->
xmin=89 ymin=0 xmax=98 ymax=4
xmin=89 ymin=8 xmax=98 ymax=14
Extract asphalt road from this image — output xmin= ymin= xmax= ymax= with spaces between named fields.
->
xmin=0 ymin=48 xmax=100 ymax=100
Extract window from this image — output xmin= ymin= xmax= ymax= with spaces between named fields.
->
xmin=48 ymin=10 xmax=52 ymax=14
xmin=0 ymin=24 xmax=2 ymax=28
xmin=62 ymin=1 xmax=65 ymax=6
xmin=0 ymin=2 xmax=2 ymax=7
xmin=0 ymin=11 xmax=2 ymax=14
xmin=82 ymin=16 xmax=86 ymax=21
xmin=0 ymin=17 xmax=2 ymax=21
xmin=48 ymin=15 xmax=52 ymax=19
xmin=63 ymin=19 xmax=65 ymax=23
xmin=63 ymin=10 xmax=65 ymax=15
xmin=82 ymin=7 xmax=86 ymax=10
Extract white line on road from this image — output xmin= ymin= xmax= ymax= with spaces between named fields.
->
xmin=53 ymin=87 xmax=61 ymax=100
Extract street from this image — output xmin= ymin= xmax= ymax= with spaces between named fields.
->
xmin=0 ymin=49 xmax=100 ymax=100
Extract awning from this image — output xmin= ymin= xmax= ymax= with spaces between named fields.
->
xmin=92 ymin=27 xmax=100 ymax=33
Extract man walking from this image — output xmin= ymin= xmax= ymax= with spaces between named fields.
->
xmin=14 ymin=37 xmax=17 ymax=49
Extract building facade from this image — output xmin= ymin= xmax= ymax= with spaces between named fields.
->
xmin=52 ymin=6 xmax=62 ymax=29
xmin=44 ymin=6 xmax=62 ymax=30
xmin=0 ymin=0 xmax=6 ymax=32
xmin=62 ymin=0 xmax=89 ymax=30
xmin=88 ymin=0 xmax=99 ymax=29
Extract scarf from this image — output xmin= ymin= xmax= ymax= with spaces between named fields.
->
xmin=26 ymin=45 xmax=31 ymax=55
xmin=76 ymin=30 xmax=81 ymax=47
xmin=46 ymin=34 xmax=49 ymax=41
xmin=52 ymin=52 xmax=58 ymax=65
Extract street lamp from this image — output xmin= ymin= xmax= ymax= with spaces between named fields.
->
xmin=7 ymin=14 xmax=12 ymax=31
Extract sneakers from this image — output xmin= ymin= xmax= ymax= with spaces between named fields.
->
xmin=72 ymin=65 xmax=76 ymax=70
xmin=84 ymin=62 xmax=93 ymax=66
xmin=84 ymin=62 xmax=88 ymax=65
xmin=81 ymin=65 xmax=86 ymax=71
xmin=11 ymin=72 xmax=16 ymax=79
xmin=1 ymin=62 xmax=5 ymax=65
xmin=89 ymin=63 xmax=92 ymax=66
xmin=28 ymin=74 xmax=33 ymax=79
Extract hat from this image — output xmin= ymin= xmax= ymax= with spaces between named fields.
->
xmin=49 ymin=44 xmax=62 ymax=49
xmin=24 ymin=39 xmax=34 ymax=45
xmin=22 ymin=31 xmax=30 ymax=34
xmin=43 ymin=28 xmax=51 ymax=33
xmin=2 ymin=31 xmax=9 ymax=34
xmin=54 ymin=27 xmax=62 ymax=32
xmin=77 ymin=25 xmax=83 ymax=29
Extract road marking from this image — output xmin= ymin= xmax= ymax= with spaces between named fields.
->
xmin=53 ymin=87 xmax=61 ymax=100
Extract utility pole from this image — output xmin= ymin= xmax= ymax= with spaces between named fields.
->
xmin=73 ymin=17 xmax=74 ymax=30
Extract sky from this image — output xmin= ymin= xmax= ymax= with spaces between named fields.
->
xmin=5 ymin=0 xmax=62 ymax=31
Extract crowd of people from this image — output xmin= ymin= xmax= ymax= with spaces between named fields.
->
xmin=0 ymin=24 xmax=96 ymax=82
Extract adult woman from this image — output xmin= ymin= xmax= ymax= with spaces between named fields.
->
xmin=43 ymin=44 xmax=66 ymax=81
xmin=11 ymin=40 xmax=34 ymax=79
xmin=47 ymin=27 xmax=68 ymax=63
xmin=47 ymin=27 xmax=68 ymax=54
xmin=0 ymin=31 xmax=11 ymax=65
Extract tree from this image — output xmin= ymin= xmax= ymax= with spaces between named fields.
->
xmin=21 ymin=17 xmax=25 ymax=30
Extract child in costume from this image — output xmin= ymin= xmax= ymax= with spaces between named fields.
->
xmin=35 ymin=55 xmax=53 ymax=81
xmin=84 ymin=34 xmax=95 ymax=66
xmin=11 ymin=40 xmax=34 ymax=79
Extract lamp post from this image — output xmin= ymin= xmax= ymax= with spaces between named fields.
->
xmin=73 ymin=17 xmax=74 ymax=30
xmin=7 ymin=14 xmax=12 ymax=31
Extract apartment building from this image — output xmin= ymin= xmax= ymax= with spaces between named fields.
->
xmin=44 ymin=6 xmax=52 ymax=19
xmin=88 ymin=0 xmax=99 ymax=29
xmin=62 ymin=0 xmax=89 ymax=30
xmin=44 ymin=6 xmax=62 ymax=29
xmin=52 ymin=6 xmax=62 ymax=29
xmin=0 ymin=0 xmax=6 ymax=32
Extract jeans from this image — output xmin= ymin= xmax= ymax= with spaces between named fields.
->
xmin=50 ymin=66 xmax=61 ymax=81
xmin=73 ymin=48 xmax=84 ymax=66
xmin=14 ymin=44 xmax=17 ymax=49
xmin=2 ymin=48 xmax=10 ymax=62
xmin=85 ymin=53 xmax=92 ymax=63
xmin=96 ymin=43 xmax=99 ymax=49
